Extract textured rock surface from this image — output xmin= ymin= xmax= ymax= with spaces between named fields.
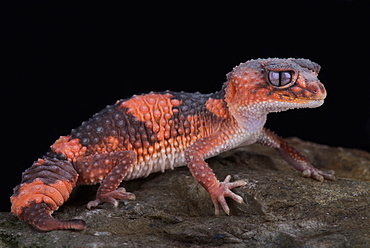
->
xmin=1 ymin=138 xmax=370 ymax=247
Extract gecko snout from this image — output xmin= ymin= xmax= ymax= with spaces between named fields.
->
xmin=308 ymin=81 xmax=327 ymax=100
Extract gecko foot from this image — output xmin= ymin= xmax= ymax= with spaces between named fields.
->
xmin=87 ymin=187 xmax=136 ymax=209
xmin=208 ymin=175 xmax=247 ymax=216
xmin=302 ymin=167 xmax=336 ymax=182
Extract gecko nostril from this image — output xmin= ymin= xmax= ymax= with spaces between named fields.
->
xmin=309 ymin=83 xmax=321 ymax=94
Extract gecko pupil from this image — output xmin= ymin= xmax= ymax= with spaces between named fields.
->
xmin=268 ymin=71 xmax=293 ymax=87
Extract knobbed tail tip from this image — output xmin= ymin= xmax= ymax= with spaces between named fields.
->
xmin=34 ymin=218 xmax=86 ymax=231
xmin=13 ymin=200 xmax=86 ymax=231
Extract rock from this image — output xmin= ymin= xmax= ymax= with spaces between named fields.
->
xmin=1 ymin=138 xmax=370 ymax=247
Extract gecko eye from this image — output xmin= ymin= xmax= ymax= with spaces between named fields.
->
xmin=268 ymin=71 xmax=294 ymax=87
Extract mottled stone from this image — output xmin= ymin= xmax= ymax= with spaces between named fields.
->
xmin=1 ymin=138 xmax=369 ymax=247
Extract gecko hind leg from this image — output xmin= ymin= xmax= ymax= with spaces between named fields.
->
xmin=88 ymin=150 xmax=136 ymax=209
xmin=75 ymin=150 xmax=137 ymax=209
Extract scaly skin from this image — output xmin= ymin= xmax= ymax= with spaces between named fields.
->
xmin=11 ymin=58 xmax=335 ymax=231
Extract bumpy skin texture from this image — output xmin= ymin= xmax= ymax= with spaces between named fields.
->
xmin=11 ymin=58 xmax=335 ymax=231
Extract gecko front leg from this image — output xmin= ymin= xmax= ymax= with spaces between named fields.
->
xmin=258 ymin=128 xmax=335 ymax=181
xmin=184 ymin=134 xmax=247 ymax=215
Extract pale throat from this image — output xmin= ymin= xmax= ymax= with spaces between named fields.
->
xmin=229 ymin=105 xmax=268 ymax=135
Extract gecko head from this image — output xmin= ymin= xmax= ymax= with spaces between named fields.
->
xmin=224 ymin=58 xmax=326 ymax=115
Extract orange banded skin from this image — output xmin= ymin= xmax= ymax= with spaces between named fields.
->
xmin=11 ymin=158 xmax=85 ymax=231
xmin=11 ymin=58 xmax=335 ymax=231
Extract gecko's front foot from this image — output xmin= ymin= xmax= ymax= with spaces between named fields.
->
xmin=208 ymin=175 xmax=247 ymax=215
xmin=302 ymin=167 xmax=336 ymax=182
xmin=87 ymin=187 xmax=136 ymax=209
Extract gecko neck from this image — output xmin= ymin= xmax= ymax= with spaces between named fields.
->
xmin=216 ymin=84 xmax=268 ymax=133
xmin=230 ymin=108 xmax=267 ymax=133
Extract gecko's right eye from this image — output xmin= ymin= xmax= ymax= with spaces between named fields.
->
xmin=268 ymin=71 xmax=294 ymax=88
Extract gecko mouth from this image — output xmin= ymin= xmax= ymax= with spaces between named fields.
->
xmin=271 ymin=93 xmax=325 ymax=109
xmin=274 ymin=92 xmax=326 ymax=101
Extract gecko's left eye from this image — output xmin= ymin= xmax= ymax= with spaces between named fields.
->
xmin=268 ymin=71 xmax=294 ymax=88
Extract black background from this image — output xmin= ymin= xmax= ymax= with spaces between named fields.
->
xmin=1 ymin=1 xmax=370 ymax=211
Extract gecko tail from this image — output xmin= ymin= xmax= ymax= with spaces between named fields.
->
xmin=16 ymin=201 xmax=86 ymax=231
xmin=11 ymin=157 xmax=84 ymax=231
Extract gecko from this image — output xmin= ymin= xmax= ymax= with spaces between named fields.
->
xmin=11 ymin=58 xmax=335 ymax=231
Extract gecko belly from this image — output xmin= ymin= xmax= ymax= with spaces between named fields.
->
xmin=124 ymin=149 xmax=187 ymax=180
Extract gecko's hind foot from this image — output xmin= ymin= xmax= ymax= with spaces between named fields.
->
xmin=87 ymin=187 xmax=136 ymax=209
